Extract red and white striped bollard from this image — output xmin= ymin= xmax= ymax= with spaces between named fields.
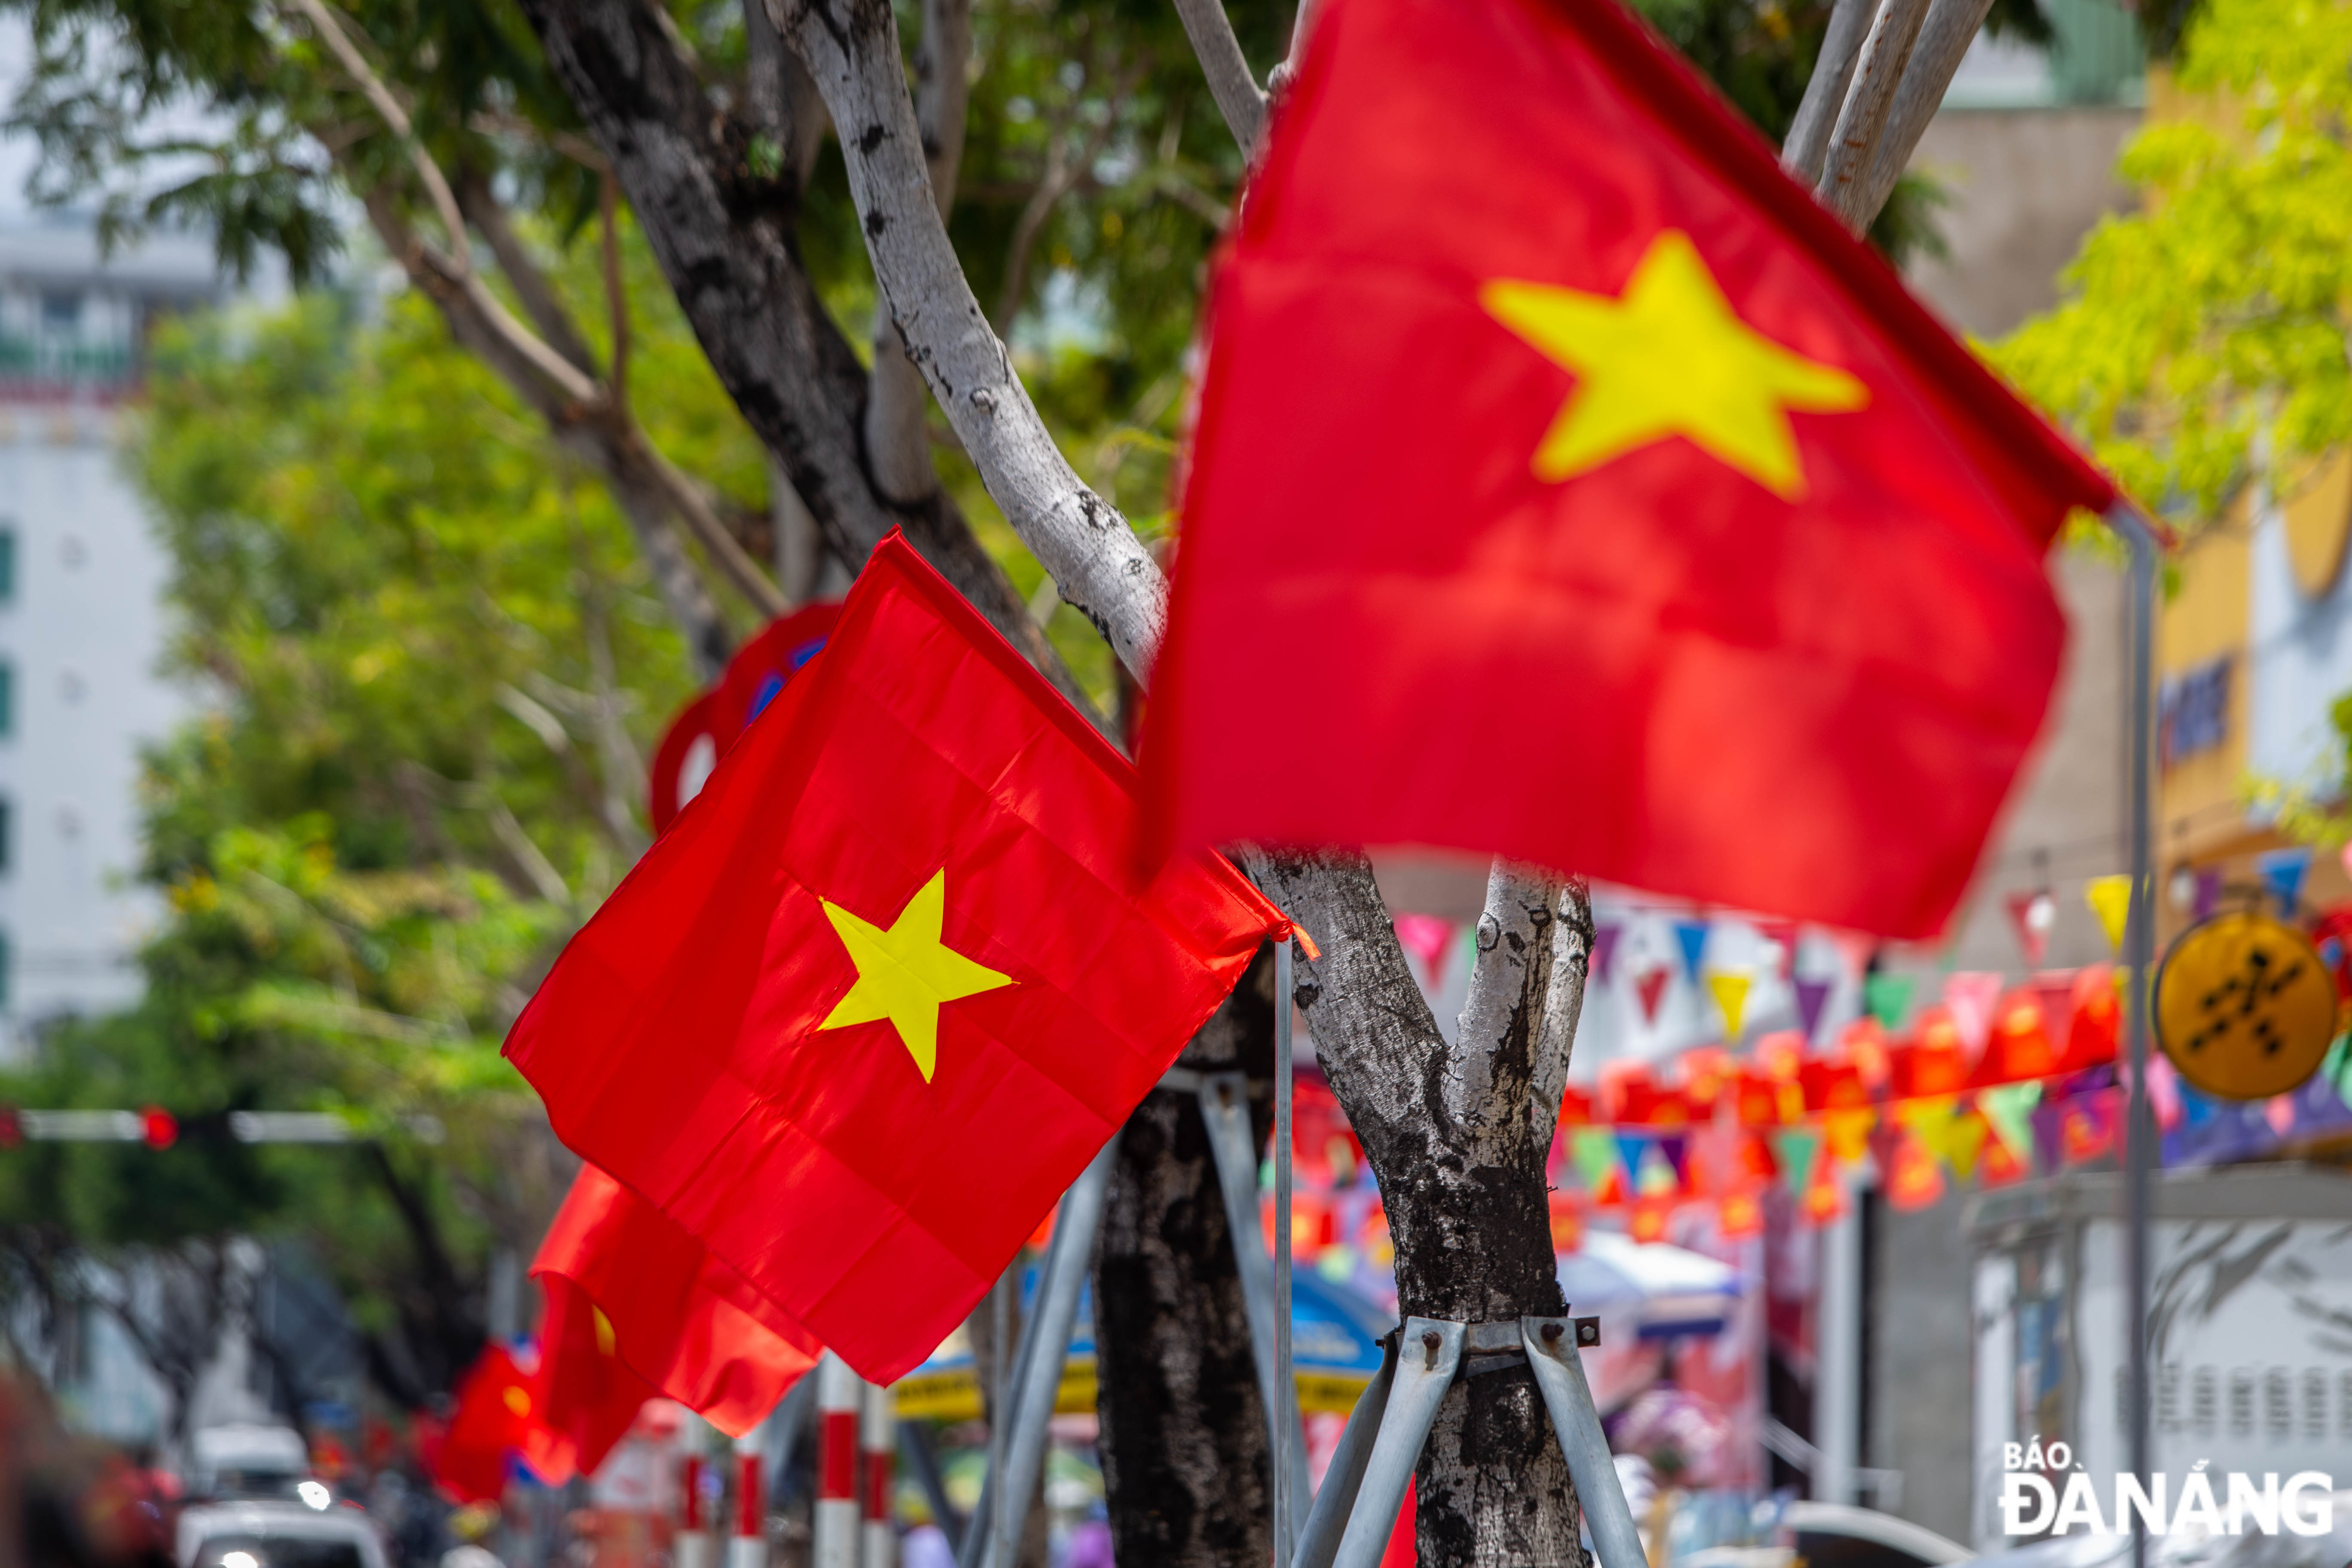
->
xmin=677 ymin=1453 xmax=717 ymax=1568
xmin=858 ymin=1379 xmax=895 ymax=1568
xmin=814 ymin=1353 xmax=861 ymax=1568
xmin=727 ymin=1446 xmax=767 ymax=1568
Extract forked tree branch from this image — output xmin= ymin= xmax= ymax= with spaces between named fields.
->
xmin=1816 ymin=0 xmax=1932 ymax=229
xmin=1855 ymin=0 xmax=2000 ymax=220
xmin=1168 ymin=0 xmax=1266 ymax=148
xmin=1782 ymin=0 xmax=1873 ymax=182
xmin=288 ymin=0 xmax=791 ymax=626
xmin=771 ymin=0 xmax=1168 ymax=679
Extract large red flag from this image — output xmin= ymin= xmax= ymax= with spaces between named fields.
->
xmin=507 ymin=533 xmax=1283 ymax=1382
xmin=534 ymin=1164 xmax=820 ymax=1453
xmin=1144 ymin=0 xmax=2118 ymax=939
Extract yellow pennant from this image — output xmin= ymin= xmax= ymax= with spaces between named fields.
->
xmin=2085 ymin=875 xmax=2132 ymax=954
xmin=1823 ymin=1106 xmax=1876 ymax=1164
xmin=1894 ymin=1095 xmax=1960 ymax=1163
xmin=1707 ymin=971 xmax=1752 ymax=1038
xmin=1945 ymin=1106 xmax=1991 ymax=1180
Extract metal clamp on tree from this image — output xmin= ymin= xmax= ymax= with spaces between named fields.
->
xmin=1297 ymin=1314 xmax=1638 ymax=1568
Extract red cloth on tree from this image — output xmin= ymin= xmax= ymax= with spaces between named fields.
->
xmin=507 ymin=533 xmax=1283 ymax=1383
xmin=1144 ymin=0 xmax=2117 ymax=939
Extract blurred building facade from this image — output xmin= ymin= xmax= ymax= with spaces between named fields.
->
xmin=1854 ymin=6 xmax=2151 ymax=1545
xmin=0 ymin=219 xmax=217 ymax=1057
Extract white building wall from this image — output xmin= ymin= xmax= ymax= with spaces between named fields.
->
xmin=0 ymin=402 xmax=187 ymax=1049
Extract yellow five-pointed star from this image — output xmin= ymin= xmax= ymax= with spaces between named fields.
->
xmin=818 ymin=870 xmax=1012 ymax=1082
xmin=1480 ymin=230 xmax=1868 ymax=500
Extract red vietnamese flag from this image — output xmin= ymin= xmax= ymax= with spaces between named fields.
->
xmin=533 ymin=1270 xmax=655 ymax=1478
xmin=534 ymin=1164 xmax=820 ymax=1456
xmin=431 ymin=1343 xmax=573 ymax=1504
xmin=506 ymin=533 xmax=1283 ymax=1383
xmin=1144 ymin=0 xmax=2118 ymax=939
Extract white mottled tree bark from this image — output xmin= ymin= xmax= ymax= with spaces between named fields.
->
xmin=771 ymin=0 xmax=1167 ymax=677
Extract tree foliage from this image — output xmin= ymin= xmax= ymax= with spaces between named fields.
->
xmin=0 ymin=279 xmax=732 ymax=1407
xmin=1996 ymin=0 xmax=2352 ymax=524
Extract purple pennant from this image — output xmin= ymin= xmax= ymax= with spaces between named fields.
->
xmin=1593 ymin=922 xmax=1623 ymax=985
xmin=2030 ymin=1096 xmax=2068 ymax=1175
xmin=1794 ymin=977 xmax=1833 ymax=1044
xmin=1656 ymin=1134 xmax=1690 ymax=1188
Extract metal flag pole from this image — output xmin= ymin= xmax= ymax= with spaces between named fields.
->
xmin=1274 ymin=933 xmax=1299 ymax=1568
xmin=2117 ymin=503 xmax=2160 ymax=1568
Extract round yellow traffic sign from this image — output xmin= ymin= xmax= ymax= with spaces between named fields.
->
xmin=2154 ymin=911 xmax=2340 ymax=1101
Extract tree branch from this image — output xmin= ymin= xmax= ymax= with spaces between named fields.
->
xmin=1855 ymin=0 xmax=2000 ymax=222
xmin=600 ymin=172 xmax=632 ymax=419
xmin=455 ymin=170 xmax=603 ymax=377
xmin=773 ymin=0 xmax=1168 ymax=679
xmin=519 ymin=0 xmax=1097 ymax=713
xmin=1168 ymin=0 xmax=1266 ymax=150
xmin=1816 ymin=0 xmax=1933 ymax=230
xmin=361 ymin=190 xmax=735 ymax=675
xmin=868 ymin=0 xmax=974 ymax=505
xmin=1781 ymin=0 xmax=1873 ymax=184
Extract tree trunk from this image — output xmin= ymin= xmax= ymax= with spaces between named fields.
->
xmin=1093 ymin=945 xmax=1278 ymax=1568
xmin=1251 ymin=855 xmax=1593 ymax=1565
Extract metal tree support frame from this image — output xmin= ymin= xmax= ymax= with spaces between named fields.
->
xmin=1300 ymin=1314 xmax=1639 ymax=1568
xmin=959 ymin=932 xmax=1649 ymax=1568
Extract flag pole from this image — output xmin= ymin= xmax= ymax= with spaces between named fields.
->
xmin=2114 ymin=502 xmax=2160 ymax=1568
xmin=1274 ymin=931 xmax=1298 ymax=1568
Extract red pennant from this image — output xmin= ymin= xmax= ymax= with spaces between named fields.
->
xmin=1635 ymin=966 xmax=1671 ymax=1023
xmin=1717 ymin=1187 xmax=1765 ymax=1239
xmin=2004 ymin=891 xmax=2054 ymax=970
xmin=1886 ymin=1132 xmax=1947 ymax=1211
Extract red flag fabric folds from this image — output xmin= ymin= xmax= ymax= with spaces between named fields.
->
xmin=534 ymin=1165 xmax=821 ymax=1448
xmin=507 ymin=533 xmax=1283 ymax=1382
xmin=1145 ymin=0 xmax=2118 ymax=939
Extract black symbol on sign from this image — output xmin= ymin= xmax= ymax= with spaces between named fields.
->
xmin=2185 ymin=945 xmax=2307 ymax=1056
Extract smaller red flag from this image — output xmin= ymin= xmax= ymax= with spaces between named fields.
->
xmin=535 ymin=1167 xmax=821 ymax=1442
xmin=534 ymin=1273 xmax=654 ymax=1477
xmin=432 ymin=1344 xmax=572 ymax=1504
xmin=510 ymin=533 xmax=1283 ymax=1382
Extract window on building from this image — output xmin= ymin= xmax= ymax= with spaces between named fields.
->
xmin=0 ymin=662 xmax=15 ymax=738
xmin=0 ymin=525 xmax=17 ymax=603
xmin=0 ymin=796 xmax=13 ymax=874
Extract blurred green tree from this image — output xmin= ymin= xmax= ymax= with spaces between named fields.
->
xmin=1996 ymin=0 xmax=2352 ymax=524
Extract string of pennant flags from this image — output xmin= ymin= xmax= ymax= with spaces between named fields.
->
xmin=1282 ymin=868 xmax=2352 ymax=1283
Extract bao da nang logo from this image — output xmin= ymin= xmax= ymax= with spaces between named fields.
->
xmin=2001 ymin=1439 xmax=2336 ymax=1537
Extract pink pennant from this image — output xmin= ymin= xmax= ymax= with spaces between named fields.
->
xmin=2265 ymin=1094 xmax=2297 ymax=1136
xmin=1943 ymin=971 xmax=2005 ymax=1059
xmin=1755 ymin=920 xmax=1799 ymax=979
xmin=1393 ymin=913 xmax=1457 ymax=988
